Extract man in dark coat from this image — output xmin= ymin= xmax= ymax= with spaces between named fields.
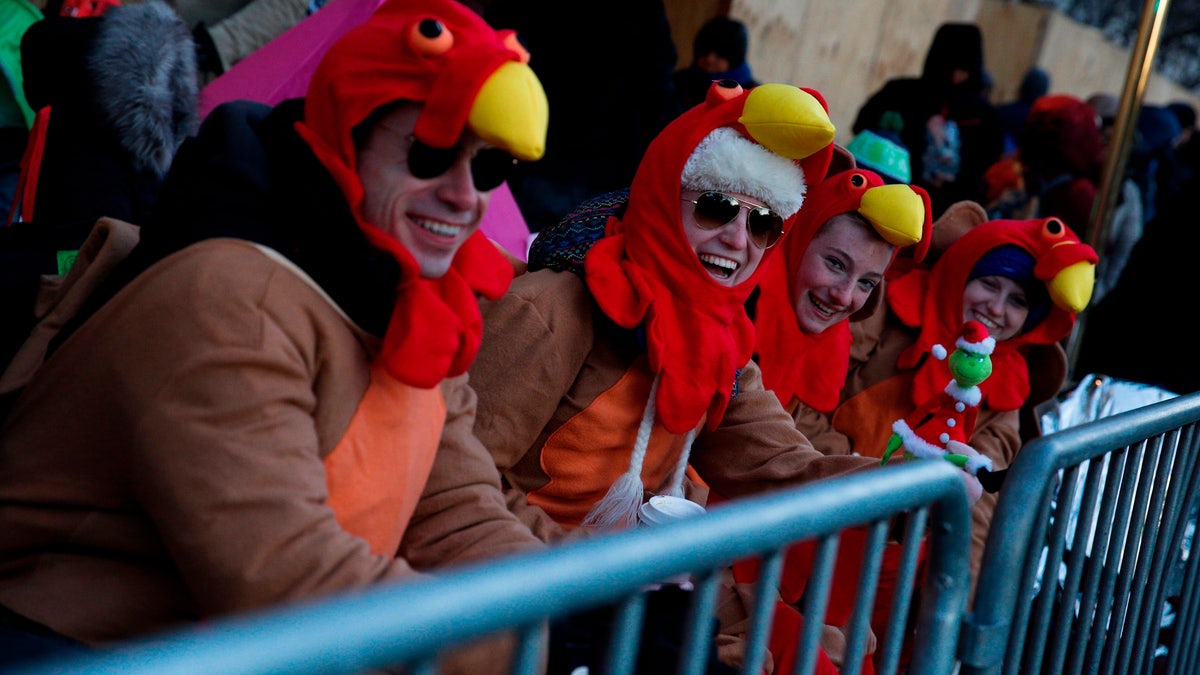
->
xmin=853 ymin=22 xmax=1005 ymax=219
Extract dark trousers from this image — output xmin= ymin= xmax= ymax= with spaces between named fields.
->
xmin=0 ymin=603 xmax=92 ymax=669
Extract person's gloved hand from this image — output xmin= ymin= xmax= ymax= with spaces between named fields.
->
xmin=945 ymin=440 xmax=985 ymax=505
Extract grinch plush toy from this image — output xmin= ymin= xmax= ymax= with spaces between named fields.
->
xmin=883 ymin=320 xmax=1005 ymax=492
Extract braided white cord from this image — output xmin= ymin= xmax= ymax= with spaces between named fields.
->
xmin=581 ymin=373 xmax=661 ymax=531
xmin=663 ymin=427 xmax=697 ymax=498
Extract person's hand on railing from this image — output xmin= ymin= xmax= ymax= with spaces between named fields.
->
xmin=820 ymin=621 xmax=876 ymax=667
xmin=945 ymin=440 xmax=984 ymax=505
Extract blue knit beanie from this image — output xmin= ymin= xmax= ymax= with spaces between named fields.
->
xmin=969 ymin=244 xmax=1050 ymax=332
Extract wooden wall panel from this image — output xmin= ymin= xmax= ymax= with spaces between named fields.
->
xmin=1039 ymin=13 xmax=1129 ymax=100
xmin=976 ymin=1 xmax=1047 ymax=103
xmin=736 ymin=0 xmax=880 ymax=142
xmin=1038 ymin=11 xmax=1199 ymax=106
xmin=661 ymin=0 xmax=1200 ymax=145
xmin=667 ymin=0 xmax=725 ymax=70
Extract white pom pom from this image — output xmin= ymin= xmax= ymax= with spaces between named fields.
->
xmin=581 ymin=471 xmax=643 ymax=531
xmin=932 ymin=344 xmax=948 ymax=360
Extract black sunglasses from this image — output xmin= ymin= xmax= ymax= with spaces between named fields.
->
xmin=407 ymin=136 xmax=517 ymax=191
xmin=687 ymin=191 xmax=785 ymax=249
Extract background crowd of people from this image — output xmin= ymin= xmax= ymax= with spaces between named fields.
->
xmin=0 ymin=2 xmax=1191 ymax=673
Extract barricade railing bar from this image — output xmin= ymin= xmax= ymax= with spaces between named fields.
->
xmin=960 ymin=388 xmax=1200 ymax=675
xmin=16 ymin=460 xmax=972 ymax=675
xmin=16 ymin=389 xmax=1200 ymax=675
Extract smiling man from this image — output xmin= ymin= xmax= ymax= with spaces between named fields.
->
xmin=0 ymin=0 xmax=549 ymax=668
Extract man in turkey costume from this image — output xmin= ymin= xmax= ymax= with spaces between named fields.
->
xmin=0 ymin=1 xmax=549 ymax=670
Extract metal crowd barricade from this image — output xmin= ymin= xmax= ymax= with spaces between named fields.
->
xmin=959 ymin=387 xmax=1200 ymax=675
xmin=17 ymin=461 xmax=972 ymax=675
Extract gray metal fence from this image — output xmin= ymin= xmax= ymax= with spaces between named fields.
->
xmin=16 ymin=389 xmax=1200 ymax=675
xmin=15 ymin=460 xmax=971 ymax=675
xmin=959 ymin=387 xmax=1200 ymax=675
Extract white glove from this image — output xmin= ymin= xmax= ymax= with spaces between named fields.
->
xmin=945 ymin=440 xmax=986 ymax=505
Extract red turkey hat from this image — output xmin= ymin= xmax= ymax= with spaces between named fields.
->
xmin=753 ymin=169 xmax=932 ymax=412
xmin=583 ymin=81 xmax=836 ymax=433
xmin=886 ymin=217 xmax=1097 ymax=410
xmin=294 ymin=0 xmax=548 ymax=388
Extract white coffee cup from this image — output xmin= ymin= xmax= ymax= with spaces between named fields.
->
xmin=638 ymin=495 xmax=706 ymax=526
xmin=637 ymin=496 xmax=705 ymax=588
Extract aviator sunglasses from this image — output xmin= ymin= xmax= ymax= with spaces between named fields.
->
xmin=407 ymin=136 xmax=517 ymax=191
xmin=686 ymin=191 xmax=785 ymax=249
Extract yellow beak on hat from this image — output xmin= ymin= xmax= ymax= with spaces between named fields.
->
xmin=737 ymin=83 xmax=835 ymax=160
xmin=1047 ymin=260 xmax=1094 ymax=313
xmin=859 ymin=183 xmax=927 ymax=248
xmin=467 ymin=60 xmax=549 ymax=162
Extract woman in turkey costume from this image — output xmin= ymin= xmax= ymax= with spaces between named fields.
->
xmin=468 ymin=80 xmax=921 ymax=672
xmin=827 ymin=210 xmax=1097 ymax=617
xmin=723 ymin=167 xmax=934 ymax=672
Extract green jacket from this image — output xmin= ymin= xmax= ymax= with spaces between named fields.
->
xmin=0 ymin=0 xmax=40 ymax=129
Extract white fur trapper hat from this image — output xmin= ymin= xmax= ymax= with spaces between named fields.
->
xmin=680 ymin=127 xmax=807 ymax=218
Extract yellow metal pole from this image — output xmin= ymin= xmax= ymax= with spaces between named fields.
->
xmin=1064 ymin=0 xmax=1173 ymax=382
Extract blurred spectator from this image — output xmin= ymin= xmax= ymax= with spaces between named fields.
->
xmin=44 ymin=0 xmax=324 ymax=82
xmin=1086 ymin=93 xmax=1120 ymax=146
xmin=485 ymin=0 xmax=679 ymax=234
xmin=1166 ymin=101 xmax=1196 ymax=148
xmin=1158 ymin=100 xmax=1198 ymax=212
xmin=49 ymin=0 xmax=323 ymax=82
xmin=980 ymin=153 xmax=1030 ymax=220
xmin=1 ymin=1 xmax=198 ymax=375
xmin=1086 ymin=94 xmax=1193 ymax=232
xmin=1075 ymin=153 xmax=1200 ymax=395
xmin=995 ymin=66 xmax=1050 ymax=155
xmin=1082 ymin=92 xmax=1144 ymax=304
xmin=1017 ymin=94 xmax=1104 ymax=237
xmin=188 ymin=0 xmax=318 ymax=81
xmin=1129 ymin=104 xmax=1181 ymax=225
xmin=846 ymin=110 xmax=912 ymax=184
xmin=673 ymin=15 xmax=761 ymax=111
xmin=852 ymin=22 xmax=1005 ymax=219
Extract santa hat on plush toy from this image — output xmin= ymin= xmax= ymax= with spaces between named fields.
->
xmin=932 ymin=320 xmax=996 ymax=361
xmin=957 ymin=320 xmax=995 ymax=355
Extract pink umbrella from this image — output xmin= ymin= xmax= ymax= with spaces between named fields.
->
xmin=198 ymin=0 xmax=533 ymax=261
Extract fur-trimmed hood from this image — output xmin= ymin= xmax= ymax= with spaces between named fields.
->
xmin=21 ymin=0 xmax=199 ymax=177
xmin=92 ymin=0 xmax=199 ymax=176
